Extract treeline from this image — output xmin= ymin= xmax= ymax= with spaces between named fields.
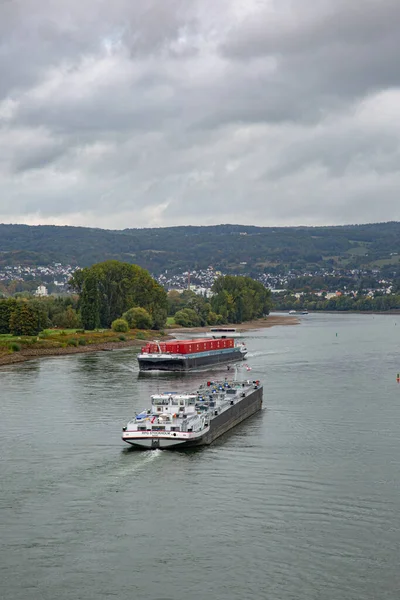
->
xmin=1 ymin=222 xmax=399 ymax=274
xmin=0 ymin=296 xmax=81 ymax=336
xmin=286 ymin=275 xmax=384 ymax=292
xmin=1 ymin=268 xmax=272 ymax=336
xmin=1 ymin=261 xmax=169 ymax=335
xmin=274 ymin=292 xmax=400 ymax=312
xmin=168 ymin=276 xmax=272 ymax=327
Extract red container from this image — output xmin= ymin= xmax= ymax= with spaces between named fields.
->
xmin=142 ymin=338 xmax=235 ymax=355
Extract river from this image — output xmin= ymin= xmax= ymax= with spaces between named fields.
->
xmin=1 ymin=313 xmax=399 ymax=600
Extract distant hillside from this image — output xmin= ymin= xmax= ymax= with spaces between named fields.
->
xmin=0 ymin=222 xmax=399 ymax=275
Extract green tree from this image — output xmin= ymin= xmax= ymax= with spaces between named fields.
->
xmin=167 ymin=290 xmax=184 ymax=316
xmin=211 ymin=275 xmax=272 ymax=323
xmin=28 ymin=299 xmax=50 ymax=331
xmin=70 ymin=260 xmax=167 ymax=329
xmin=54 ymin=306 xmax=82 ymax=329
xmin=79 ymin=272 xmax=100 ymax=330
xmin=174 ymin=308 xmax=201 ymax=327
xmin=122 ymin=307 xmax=153 ymax=329
xmin=111 ymin=318 xmax=129 ymax=332
xmin=206 ymin=311 xmax=219 ymax=326
xmin=9 ymin=302 xmax=41 ymax=336
xmin=0 ymin=299 xmax=17 ymax=333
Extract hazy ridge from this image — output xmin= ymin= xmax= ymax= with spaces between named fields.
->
xmin=0 ymin=222 xmax=399 ymax=274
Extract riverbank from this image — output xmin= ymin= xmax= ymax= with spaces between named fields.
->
xmin=0 ymin=314 xmax=298 ymax=367
xmin=167 ymin=314 xmax=299 ymax=334
xmin=0 ymin=339 xmax=144 ymax=367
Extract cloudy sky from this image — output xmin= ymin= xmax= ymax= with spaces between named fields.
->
xmin=1 ymin=0 xmax=400 ymax=229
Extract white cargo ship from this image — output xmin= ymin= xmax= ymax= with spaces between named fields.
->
xmin=122 ymin=379 xmax=263 ymax=449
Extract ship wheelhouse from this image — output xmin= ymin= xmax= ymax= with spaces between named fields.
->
xmin=127 ymin=393 xmax=207 ymax=435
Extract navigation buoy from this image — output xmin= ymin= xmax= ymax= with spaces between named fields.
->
xmin=397 ymin=373 xmax=400 ymax=383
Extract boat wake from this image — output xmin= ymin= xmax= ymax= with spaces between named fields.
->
xmin=119 ymin=363 xmax=137 ymax=374
xmin=112 ymin=449 xmax=163 ymax=480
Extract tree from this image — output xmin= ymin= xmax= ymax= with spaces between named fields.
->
xmin=111 ymin=318 xmax=129 ymax=332
xmin=79 ymin=272 xmax=100 ymax=330
xmin=70 ymin=260 xmax=167 ymax=329
xmin=28 ymin=299 xmax=50 ymax=331
xmin=122 ymin=307 xmax=153 ymax=329
xmin=167 ymin=290 xmax=184 ymax=316
xmin=54 ymin=306 xmax=81 ymax=329
xmin=206 ymin=311 xmax=219 ymax=326
xmin=211 ymin=275 xmax=272 ymax=323
xmin=0 ymin=299 xmax=17 ymax=333
xmin=174 ymin=308 xmax=201 ymax=327
xmin=9 ymin=302 xmax=42 ymax=336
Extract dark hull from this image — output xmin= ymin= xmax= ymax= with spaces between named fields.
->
xmin=138 ymin=348 xmax=245 ymax=372
xmin=185 ymin=385 xmax=262 ymax=446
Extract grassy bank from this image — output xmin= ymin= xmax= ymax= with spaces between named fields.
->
xmin=0 ymin=315 xmax=298 ymax=367
xmin=0 ymin=328 xmax=156 ymax=367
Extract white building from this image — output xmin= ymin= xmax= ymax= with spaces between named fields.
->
xmin=35 ymin=285 xmax=48 ymax=297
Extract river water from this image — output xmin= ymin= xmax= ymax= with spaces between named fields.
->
xmin=1 ymin=313 xmax=400 ymax=600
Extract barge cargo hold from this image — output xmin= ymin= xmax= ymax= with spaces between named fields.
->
xmin=122 ymin=379 xmax=263 ymax=449
xmin=137 ymin=338 xmax=247 ymax=372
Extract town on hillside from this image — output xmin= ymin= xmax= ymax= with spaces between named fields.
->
xmin=0 ymin=262 xmax=398 ymax=307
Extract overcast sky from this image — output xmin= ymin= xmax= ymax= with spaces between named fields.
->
xmin=1 ymin=0 xmax=400 ymax=229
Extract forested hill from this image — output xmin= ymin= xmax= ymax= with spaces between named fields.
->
xmin=0 ymin=222 xmax=399 ymax=274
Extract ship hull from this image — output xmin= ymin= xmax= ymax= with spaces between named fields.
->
xmin=123 ymin=386 xmax=262 ymax=449
xmin=184 ymin=385 xmax=262 ymax=446
xmin=138 ymin=348 xmax=246 ymax=372
xmin=123 ymin=437 xmax=190 ymax=449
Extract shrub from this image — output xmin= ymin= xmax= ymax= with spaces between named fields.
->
xmin=76 ymin=329 xmax=85 ymax=334
xmin=135 ymin=331 xmax=146 ymax=339
xmin=207 ymin=311 xmax=219 ymax=326
xmin=9 ymin=342 xmax=21 ymax=352
xmin=67 ymin=339 xmax=78 ymax=347
xmin=111 ymin=318 xmax=129 ymax=333
xmin=53 ymin=307 xmax=81 ymax=329
xmin=122 ymin=307 xmax=153 ymax=330
xmin=78 ymin=338 xmax=86 ymax=346
xmin=174 ymin=308 xmax=201 ymax=327
xmin=118 ymin=334 xmax=126 ymax=341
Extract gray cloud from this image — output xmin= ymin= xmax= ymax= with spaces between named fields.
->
xmin=0 ymin=0 xmax=399 ymax=229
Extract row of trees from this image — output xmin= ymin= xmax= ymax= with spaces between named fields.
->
xmin=167 ymin=276 xmax=272 ymax=327
xmin=0 ymin=296 xmax=82 ymax=336
xmin=274 ymin=292 xmax=400 ymax=312
xmin=1 ymin=267 xmax=273 ymax=336
xmin=1 ymin=261 xmax=169 ymax=335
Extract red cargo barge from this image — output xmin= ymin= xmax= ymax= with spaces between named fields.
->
xmin=137 ymin=338 xmax=247 ymax=371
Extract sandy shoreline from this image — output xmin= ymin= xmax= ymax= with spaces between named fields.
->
xmin=167 ymin=314 xmax=299 ymax=335
xmin=0 ymin=314 xmax=298 ymax=368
